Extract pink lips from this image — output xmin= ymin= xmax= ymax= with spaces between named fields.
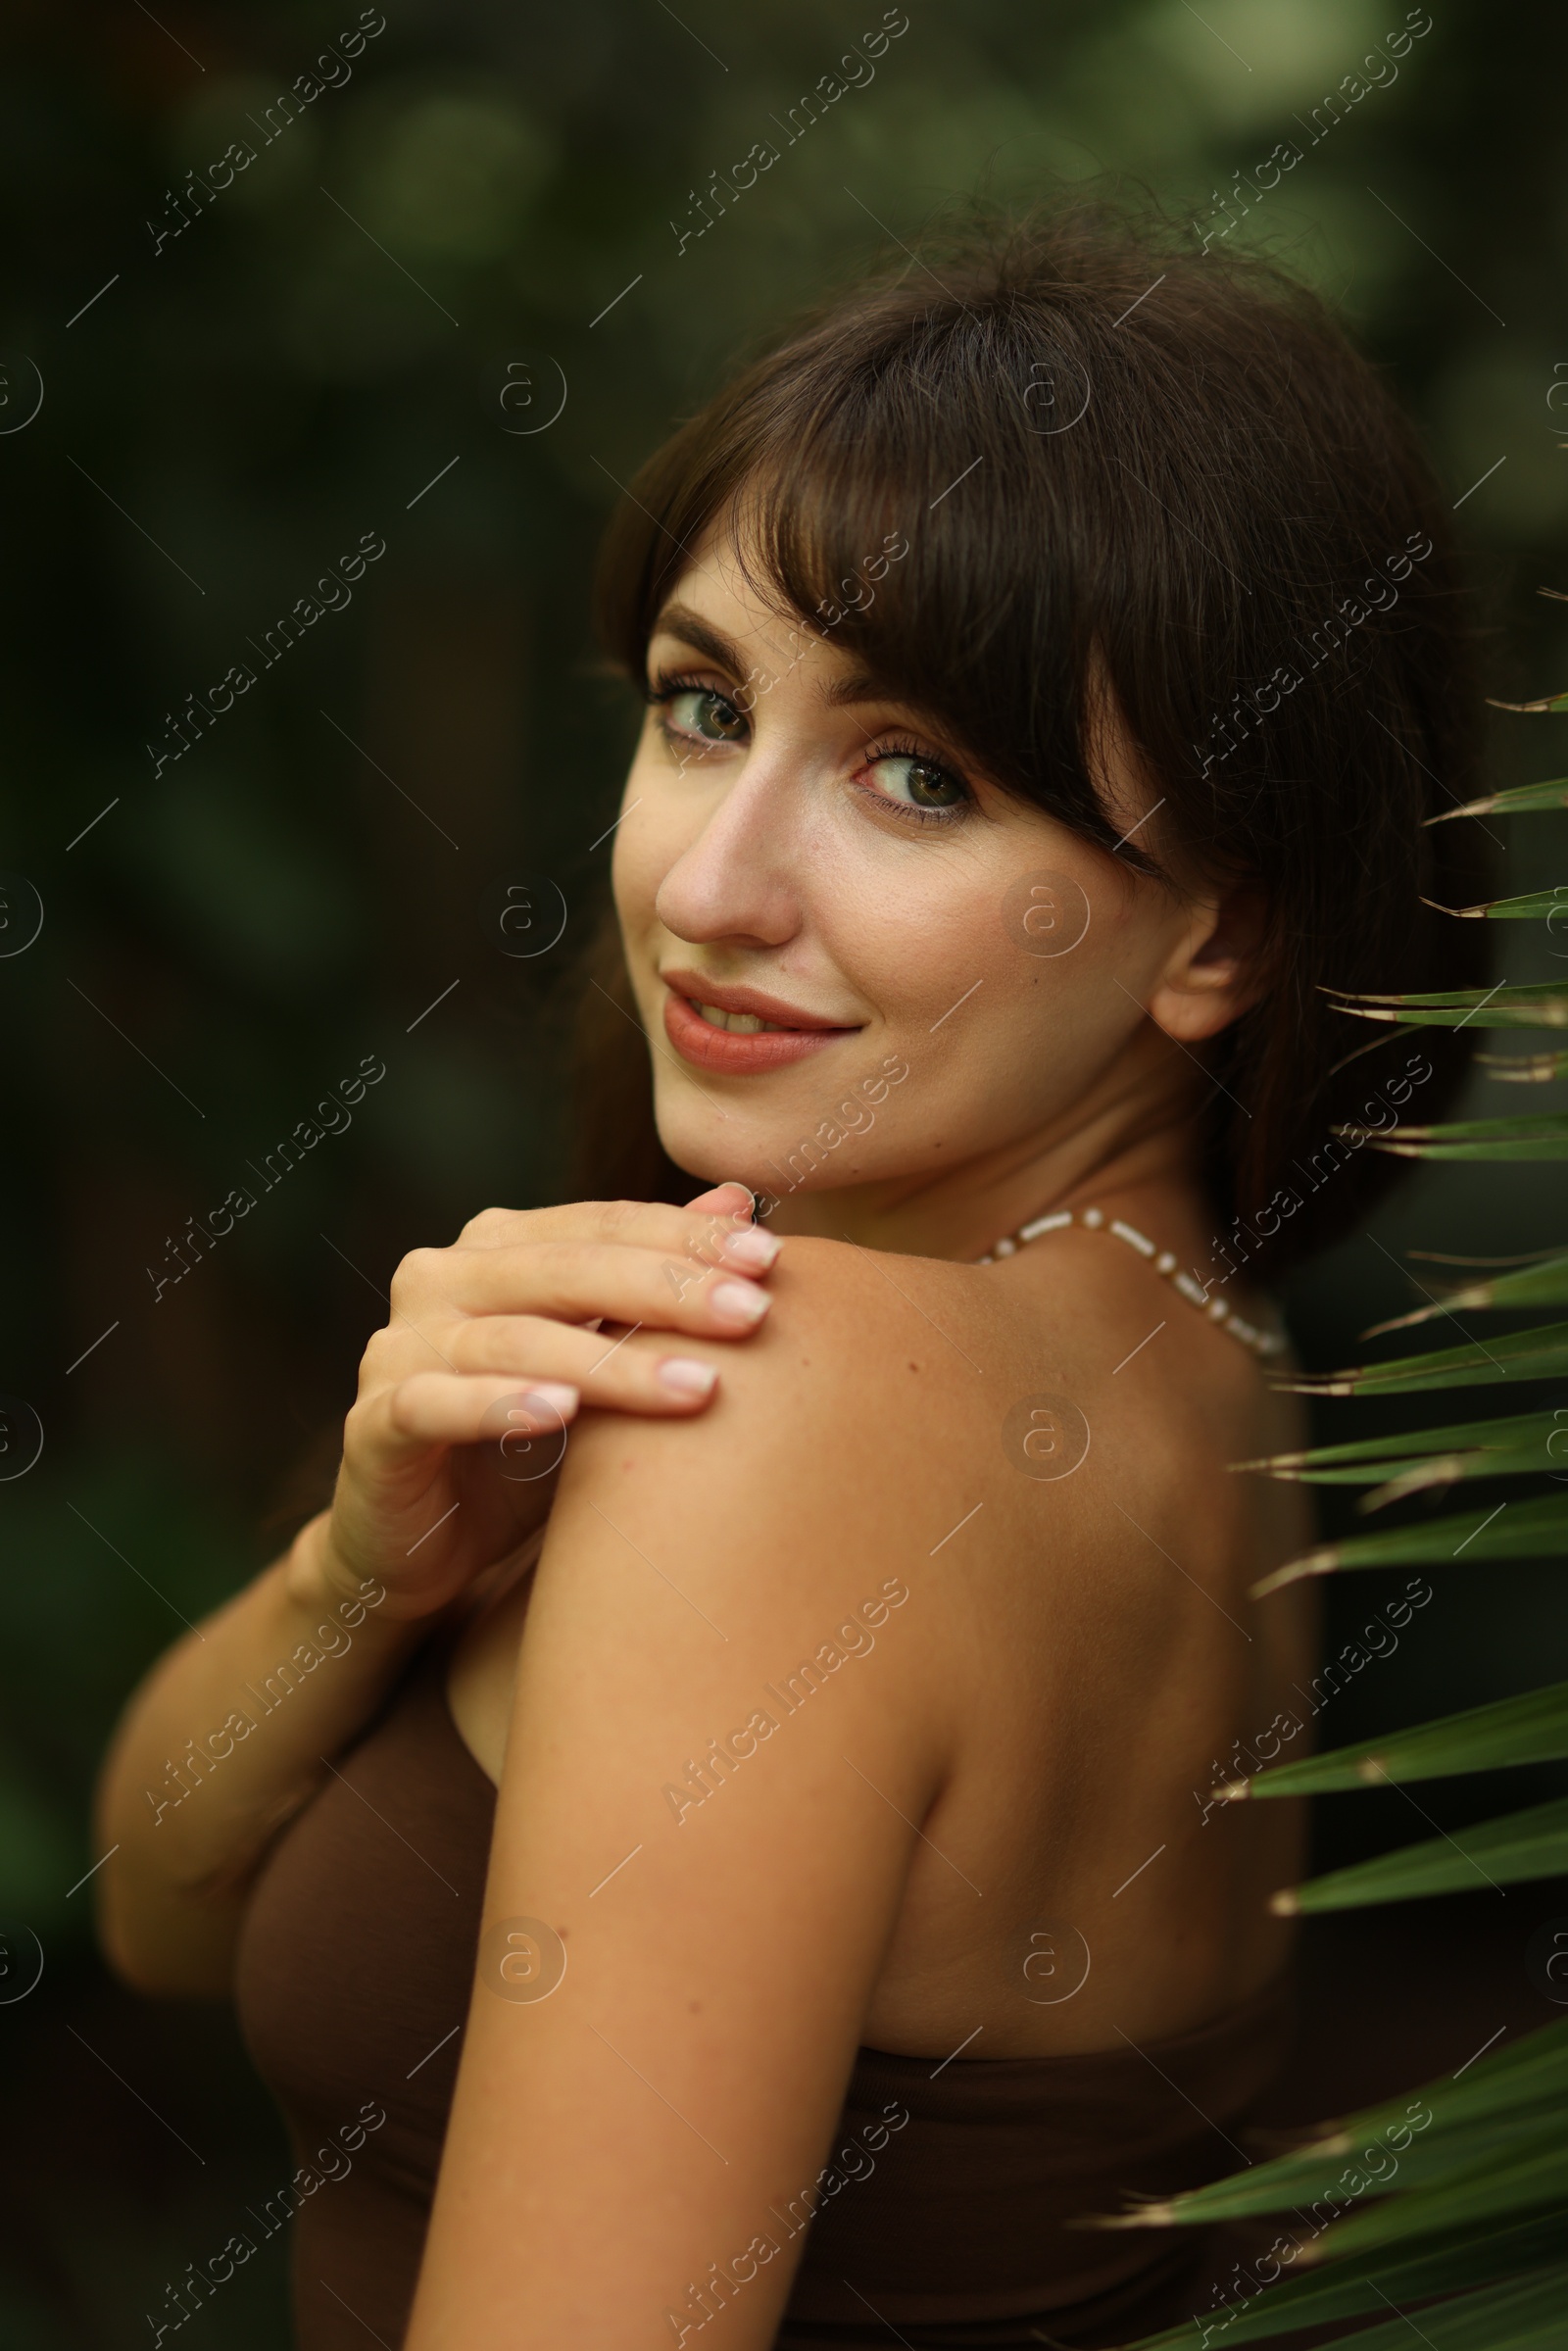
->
xmin=660 ymin=974 xmax=860 ymax=1075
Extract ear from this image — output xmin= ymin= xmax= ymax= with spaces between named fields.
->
xmin=1147 ymin=883 xmax=1269 ymax=1045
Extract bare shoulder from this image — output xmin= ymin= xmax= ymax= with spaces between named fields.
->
xmin=530 ymin=1238 xmax=1016 ymax=1763
xmin=542 ymin=1224 xmax=1292 ymax=1687
xmin=554 ymin=1226 xmax=1269 ymax=1546
xmin=557 ymin=1234 xmax=1010 ymax=1534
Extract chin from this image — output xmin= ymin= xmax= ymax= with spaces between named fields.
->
xmin=652 ymin=1047 xmax=911 ymax=1205
xmin=652 ymin=1099 xmax=777 ymax=1196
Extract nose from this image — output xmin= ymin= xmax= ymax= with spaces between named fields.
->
xmin=654 ymin=753 xmax=803 ymax=952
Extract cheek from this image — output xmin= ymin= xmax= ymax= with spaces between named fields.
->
xmin=813 ymin=845 xmax=1109 ymax=1039
xmin=841 ymin=853 xmax=1140 ymax=1129
xmin=611 ymin=785 xmax=677 ymax=960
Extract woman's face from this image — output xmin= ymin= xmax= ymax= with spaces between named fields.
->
xmin=612 ymin=518 xmax=1220 ymax=1219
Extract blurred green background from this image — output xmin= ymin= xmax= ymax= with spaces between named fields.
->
xmin=3 ymin=0 xmax=1567 ymax=2339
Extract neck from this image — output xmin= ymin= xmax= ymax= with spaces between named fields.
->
xmin=763 ymin=1032 xmax=1221 ymax=1269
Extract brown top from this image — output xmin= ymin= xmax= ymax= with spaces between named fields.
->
xmin=234 ymin=1623 xmax=1298 ymax=2351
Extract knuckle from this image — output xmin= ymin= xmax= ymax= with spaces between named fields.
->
xmin=450 ymin=1318 xmax=498 ymax=1371
xmin=457 ymin=1313 xmax=540 ymax=1371
xmin=341 ymin=1393 xmax=380 ymax=1453
xmin=355 ymin=1327 xmax=394 ymax=1396
xmin=389 ymin=1244 xmax=448 ymax=1308
xmin=459 ymin=1205 xmax=524 ymax=1246
xmin=596 ymin=1197 xmax=644 ymax=1240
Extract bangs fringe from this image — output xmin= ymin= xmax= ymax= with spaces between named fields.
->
xmin=588 ymin=197 xmax=1489 ymax=1270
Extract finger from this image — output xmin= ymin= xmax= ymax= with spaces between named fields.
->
xmin=682 ymin=1182 xmax=777 ymax=1268
xmin=684 ymin=1181 xmax=755 ymax=1216
xmin=447 ymin=1315 xmax=727 ymax=1407
xmin=457 ymin=1197 xmax=774 ymax=1273
xmin=340 ymin=1376 xmax=579 ymax=1519
xmin=437 ymin=1242 xmax=776 ymax=1333
xmin=385 ymin=1374 xmax=582 ymax=1448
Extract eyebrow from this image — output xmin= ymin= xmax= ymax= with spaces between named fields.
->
xmin=650 ymin=602 xmax=882 ymax=709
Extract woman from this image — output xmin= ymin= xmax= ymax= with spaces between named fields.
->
xmin=96 ymin=205 xmax=1479 ymax=2350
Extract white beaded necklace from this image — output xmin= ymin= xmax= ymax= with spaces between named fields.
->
xmin=975 ymin=1204 xmax=1286 ymax=1357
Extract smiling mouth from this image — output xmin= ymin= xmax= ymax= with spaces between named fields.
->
xmin=660 ymin=977 xmax=858 ymax=1072
xmin=692 ymin=1003 xmax=788 ymax=1035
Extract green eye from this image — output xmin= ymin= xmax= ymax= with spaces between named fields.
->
xmin=668 ymin=688 xmax=747 ymax=743
xmin=873 ymin=754 xmax=967 ymax=811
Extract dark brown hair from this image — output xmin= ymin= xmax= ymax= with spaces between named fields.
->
xmin=577 ymin=199 xmax=1486 ymax=1269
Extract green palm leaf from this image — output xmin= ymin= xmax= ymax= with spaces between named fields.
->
xmin=1478 ymin=1046 xmax=1568 ymax=1081
xmin=1281 ymin=1321 xmax=1568 ymax=1396
xmin=1105 ymin=2020 xmax=1568 ymax=2226
xmin=1123 ymin=2215 xmax=1568 ymax=2351
xmin=1424 ymin=887 xmax=1568 ymax=919
xmin=1317 ymin=2135 xmax=1568 ymax=2260
xmin=1225 ymin=1679 xmax=1568 ymax=1795
xmin=1172 ymin=627 xmax=1568 ymax=2347
xmin=1427 ymin=775 xmax=1568 ymax=826
xmin=1323 ymin=982 xmax=1568 ymax=1029
xmin=1366 ymin=1252 xmax=1568 ymax=1328
xmin=1270 ymin=1793 xmax=1568 ymax=1911
xmin=1251 ymin=1494 xmax=1568 ymax=1590
xmin=1358 ymin=1113 xmax=1568 ymax=1160
xmin=1195 ymin=2266 xmax=1565 ymax=2351
xmin=1245 ymin=1406 xmax=1566 ymax=1478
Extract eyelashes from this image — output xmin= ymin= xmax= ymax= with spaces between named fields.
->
xmin=852 ymin=733 xmax=971 ymax=826
xmin=643 ymin=668 xmax=974 ymax=827
xmin=644 ymin=666 xmax=720 ymax=708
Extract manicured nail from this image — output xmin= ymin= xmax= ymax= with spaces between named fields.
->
xmin=512 ymin=1382 xmax=578 ymax=1421
xmin=723 ymin=1226 xmax=780 ymax=1272
xmin=657 ymin=1356 xmax=718 ymax=1398
xmin=710 ymin=1279 xmax=770 ymax=1327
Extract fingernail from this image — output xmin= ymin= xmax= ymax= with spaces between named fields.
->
xmin=512 ymin=1382 xmax=578 ymax=1421
xmin=723 ymin=1227 xmax=780 ymax=1272
xmin=657 ymin=1356 xmax=718 ymax=1398
xmin=710 ymin=1279 xmax=770 ymax=1328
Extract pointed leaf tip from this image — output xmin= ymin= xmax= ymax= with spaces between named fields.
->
xmin=1250 ymin=1552 xmax=1336 ymax=1597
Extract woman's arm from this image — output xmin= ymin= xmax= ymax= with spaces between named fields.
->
xmin=94 ymin=1189 xmax=782 ymax=1999
xmin=406 ymin=1240 xmax=965 ymax=2350
xmin=92 ymin=1514 xmax=429 ymax=1999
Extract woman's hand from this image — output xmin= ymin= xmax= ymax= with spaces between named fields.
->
xmin=295 ymin=1183 xmax=778 ymax=1623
